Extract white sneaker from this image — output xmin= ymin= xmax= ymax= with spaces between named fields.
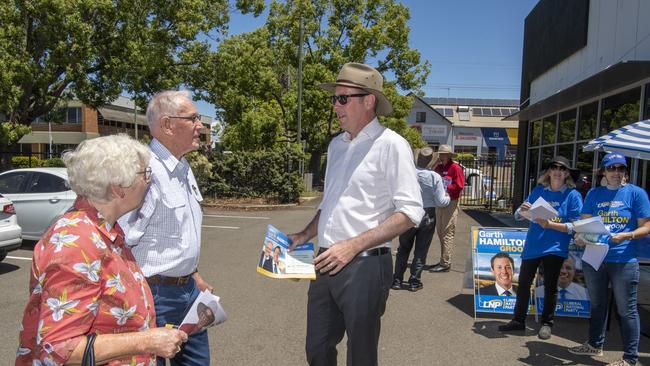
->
xmin=567 ymin=342 xmax=603 ymax=356
xmin=606 ymin=359 xmax=634 ymax=366
xmin=537 ymin=325 xmax=552 ymax=340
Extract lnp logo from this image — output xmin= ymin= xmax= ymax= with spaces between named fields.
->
xmin=481 ymin=299 xmax=503 ymax=309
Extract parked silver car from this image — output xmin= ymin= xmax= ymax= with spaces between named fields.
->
xmin=0 ymin=168 xmax=76 ymax=241
xmin=0 ymin=194 xmax=22 ymax=261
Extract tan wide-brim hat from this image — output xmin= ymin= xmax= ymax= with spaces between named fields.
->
xmin=319 ymin=63 xmax=393 ymax=116
xmin=437 ymin=144 xmax=455 ymax=155
xmin=415 ymin=147 xmax=440 ymax=169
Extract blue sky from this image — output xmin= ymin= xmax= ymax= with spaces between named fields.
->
xmin=196 ymin=0 xmax=539 ymax=118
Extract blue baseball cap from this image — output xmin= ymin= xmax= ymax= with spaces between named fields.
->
xmin=600 ymin=152 xmax=627 ymax=168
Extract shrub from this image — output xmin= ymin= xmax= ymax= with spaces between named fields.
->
xmin=207 ymin=146 xmax=304 ymax=203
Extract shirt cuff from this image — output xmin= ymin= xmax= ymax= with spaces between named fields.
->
xmin=397 ymin=204 xmax=425 ymax=226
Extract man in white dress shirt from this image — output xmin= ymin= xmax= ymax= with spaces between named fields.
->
xmin=119 ymin=90 xmax=213 ymax=366
xmin=288 ymin=63 xmax=424 ymax=366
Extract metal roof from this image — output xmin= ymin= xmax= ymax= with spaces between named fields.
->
xmin=422 ymin=97 xmax=520 ymax=107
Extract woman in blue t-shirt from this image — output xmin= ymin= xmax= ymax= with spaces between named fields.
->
xmin=567 ymin=153 xmax=650 ymax=366
xmin=499 ymin=156 xmax=582 ymax=340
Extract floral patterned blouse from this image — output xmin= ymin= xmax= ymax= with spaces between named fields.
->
xmin=16 ymin=197 xmax=156 ymax=366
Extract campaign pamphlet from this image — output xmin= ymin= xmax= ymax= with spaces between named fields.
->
xmin=519 ymin=196 xmax=558 ymax=222
xmin=257 ymin=224 xmax=316 ymax=280
xmin=178 ymin=290 xmax=227 ymax=335
xmin=573 ymin=216 xmax=610 ymax=234
xmin=581 ymin=243 xmax=609 ymax=270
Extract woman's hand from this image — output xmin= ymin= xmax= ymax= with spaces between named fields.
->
xmin=144 ymin=328 xmax=188 ymax=359
xmin=519 ymin=202 xmax=532 ymax=212
xmin=609 ymin=233 xmax=629 ymax=244
xmin=574 ymin=236 xmax=588 ymax=248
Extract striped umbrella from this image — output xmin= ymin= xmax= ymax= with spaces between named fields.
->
xmin=583 ymin=119 xmax=650 ymax=160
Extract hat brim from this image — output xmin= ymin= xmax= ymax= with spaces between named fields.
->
xmin=320 ymin=81 xmax=393 ymax=116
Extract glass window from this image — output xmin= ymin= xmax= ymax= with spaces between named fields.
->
xmin=542 ymin=115 xmax=557 ymax=145
xmin=0 ymin=172 xmax=30 ymax=193
xmin=482 ymin=108 xmax=493 ymax=117
xmin=575 ymin=149 xmax=595 ymax=197
xmin=27 ymin=173 xmax=68 ymax=193
xmin=600 ymin=87 xmax=640 ymax=136
xmin=557 ymin=144 xmax=574 ymax=163
xmin=454 ymin=145 xmax=477 ymax=155
xmin=416 ymin=112 xmax=426 ymax=123
xmin=578 ymin=102 xmax=598 ymax=141
xmin=527 ymin=148 xmax=539 ymax=190
xmin=472 ymin=108 xmax=482 ymax=116
xmin=645 ymin=84 xmax=650 ymax=119
xmin=558 ymin=109 xmax=576 ymax=143
xmin=530 ymin=120 xmax=541 ymax=146
xmin=541 ymin=146 xmax=555 ymax=169
xmin=67 ymin=107 xmax=81 ymax=124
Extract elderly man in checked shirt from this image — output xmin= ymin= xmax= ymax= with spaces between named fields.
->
xmin=119 ymin=90 xmax=213 ymax=366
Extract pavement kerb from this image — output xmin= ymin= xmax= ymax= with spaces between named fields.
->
xmin=200 ymin=195 xmax=321 ymax=211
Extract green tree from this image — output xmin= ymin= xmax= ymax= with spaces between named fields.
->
xmin=0 ymin=0 xmax=264 ymax=124
xmin=191 ymin=0 xmax=429 ymax=181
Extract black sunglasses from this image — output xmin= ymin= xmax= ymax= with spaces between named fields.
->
xmin=549 ymin=164 xmax=568 ymax=171
xmin=605 ymin=165 xmax=626 ymax=172
xmin=330 ymin=93 xmax=369 ymax=106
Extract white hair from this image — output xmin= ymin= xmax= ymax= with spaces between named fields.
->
xmin=62 ymin=134 xmax=151 ymax=202
xmin=146 ymin=90 xmax=192 ymax=129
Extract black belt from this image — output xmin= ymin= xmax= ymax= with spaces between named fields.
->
xmin=146 ymin=274 xmax=192 ymax=286
xmin=318 ymin=246 xmax=390 ymax=257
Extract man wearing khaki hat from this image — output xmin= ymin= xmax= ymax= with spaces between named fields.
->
xmin=428 ymin=144 xmax=465 ymax=272
xmin=288 ymin=63 xmax=424 ymax=366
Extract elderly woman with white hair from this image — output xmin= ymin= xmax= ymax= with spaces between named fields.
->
xmin=16 ymin=134 xmax=187 ymax=366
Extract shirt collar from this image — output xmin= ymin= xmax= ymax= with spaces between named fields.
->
xmin=73 ymin=197 xmax=120 ymax=243
xmin=543 ymin=184 xmax=567 ymax=193
xmin=150 ymin=138 xmax=188 ymax=174
xmin=342 ymin=118 xmax=383 ymax=142
xmin=495 ymin=282 xmax=514 ymax=296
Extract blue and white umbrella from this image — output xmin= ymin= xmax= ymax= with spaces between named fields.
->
xmin=583 ymin=119 xmax=650 ymax=160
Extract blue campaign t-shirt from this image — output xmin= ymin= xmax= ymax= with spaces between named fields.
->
xmin=581 ymin=184 xmax=650 ymax=263
xmin=522 ymin=185 xmax=583 ymax=260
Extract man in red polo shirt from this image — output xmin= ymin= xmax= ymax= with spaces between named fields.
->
xmin=429 ymin=144 xmax=464 ymax=272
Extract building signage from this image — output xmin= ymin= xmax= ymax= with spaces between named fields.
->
xmin=421 ymin=125 xmax=447 ymax=138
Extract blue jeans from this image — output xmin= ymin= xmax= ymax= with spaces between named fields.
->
xmin=150 ymin=277 xmax=211 ymax=366
xmin=583 ymin=261 xmax=640 ymax=364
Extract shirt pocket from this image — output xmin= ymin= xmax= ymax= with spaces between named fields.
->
xmin=159 ymin=190 xmax=186 ymax=238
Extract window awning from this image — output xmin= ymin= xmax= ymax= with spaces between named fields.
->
xmin=18 ymin=131 xmax=100 ymax=144
xmin=98 ymin=107 xmax=148 ymax=126
xmin=507 ymin=60 xmax=650 ymax=121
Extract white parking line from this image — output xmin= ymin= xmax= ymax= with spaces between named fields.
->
xmin=202 ymin=225 xmax=239 ymax=229
xmin=203 ymin=214 xmax=270 ymax=220
xmin=6 ymin=255 xmax=32 ymax=261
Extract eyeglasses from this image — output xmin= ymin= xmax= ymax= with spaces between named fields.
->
xmin=330 ymin=94 xmax=369 ymax=106
xmin=549 ymin=164 xmax=568 ymax=171
xmin=605 ymin=165 xmax=626 ymax=172
xmin=167 ymin=114 xmax=202 ymax=122
xmin=137 ymin=167 xmax=152 ymax=182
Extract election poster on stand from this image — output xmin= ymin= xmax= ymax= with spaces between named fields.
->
xmin=472 ymin=227 xmax=527 ymax=316
xmin=472 ymin=226 xmax=592 ymax=318
xmin=533 ymin=242 xmax=591 ymax=318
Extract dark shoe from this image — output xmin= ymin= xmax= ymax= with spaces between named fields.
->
xmin=429 ymin=264 xmax=451 ymax=272
xmin=391 ymin=278 xmax=403 ymax=290
xmin=407 ymin=278 xmax=423 ymax=292
xmin=498 ymin=320 xmax=525 ymax=332
xmin=422 ymin=263 xmax=439 ymax=271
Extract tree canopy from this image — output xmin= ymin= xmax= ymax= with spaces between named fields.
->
xmin=0 ymin=0 xmax=264 ymax=124
xmin=190 ymin=0 xmax=430 ymax=178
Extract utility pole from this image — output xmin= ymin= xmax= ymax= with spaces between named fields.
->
xmin=133 ymin=94 xmax=138 ymax=140
xmin=296 ymin=13 xmax=304 ymax=175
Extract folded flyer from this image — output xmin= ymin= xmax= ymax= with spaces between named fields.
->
xmin=257 ymin=224 xmax=316 ymax=280
xmin=177 ymin=290 xmax=227 ymax=335
xmin=519 ymin=196 xmax=558 ymax=221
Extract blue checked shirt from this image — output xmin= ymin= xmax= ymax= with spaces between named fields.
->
xmin=118 ymin=138 xmax=203 ymax=277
